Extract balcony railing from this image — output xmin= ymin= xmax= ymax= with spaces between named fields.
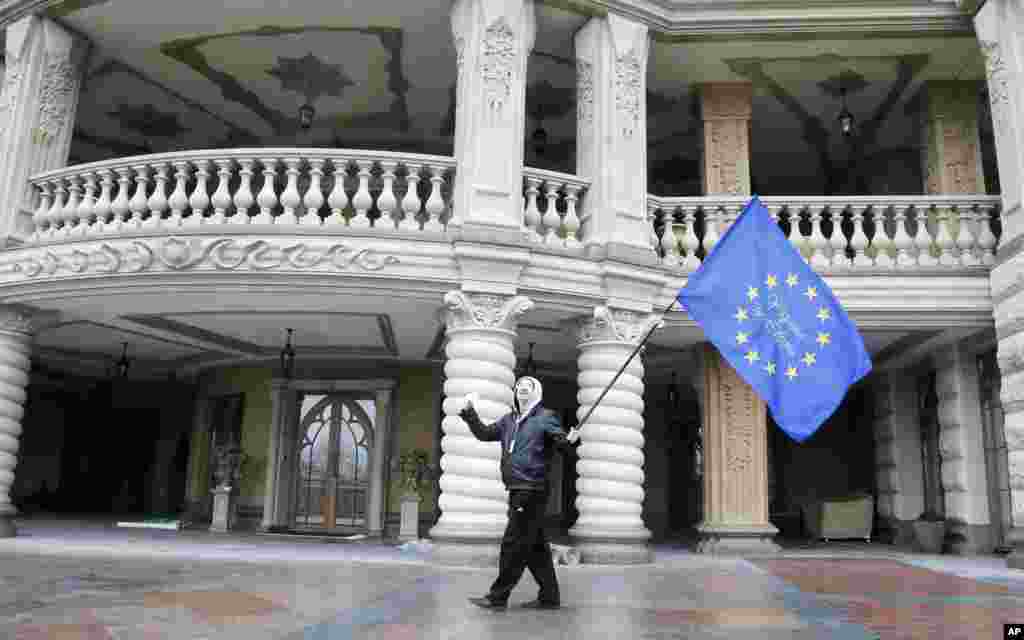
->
xmin=26 ymin=148 xmax=457 ymax=242
xmin=648 ymin=195 xmax=1003 ymax=271
xmin=521 ymin=167 xmax=590 ymax=249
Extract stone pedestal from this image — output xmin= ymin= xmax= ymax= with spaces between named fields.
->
xmin=429 ymin=290 xmax=533 ymax=566
xmin=0 ymin=309 xmax=33 ymax=538
xmin=696 ymin=344 xmax=779 ymax=554
xmin=399 ymin=493 xmax=421 ymax=542
xmin=574 ymin=13 xmax=649 ymax=249
xmin=209 ymin=486 xmax=236 ymax=533
xmin=569 ymin=306 xmax=660 ymax=564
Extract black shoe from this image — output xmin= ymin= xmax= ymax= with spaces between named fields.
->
xmin=469 ymin=597 xmax=507 ymax=610
xmin=521 ymin=599 xmax=561 ymax=610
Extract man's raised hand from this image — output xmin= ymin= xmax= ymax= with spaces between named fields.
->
xmin=462 ymin=392 xmax=480 ymax=412
xmin=566 ymin=427 xmax=580 ymax=444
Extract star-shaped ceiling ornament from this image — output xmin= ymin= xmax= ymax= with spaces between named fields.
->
xmin=267 ymin=53 xmax=355 ymax=103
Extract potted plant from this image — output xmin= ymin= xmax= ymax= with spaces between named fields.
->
xmin=912 ymin=510 xmax=946 ymax=553
xmin=397 ymin=450 xmax=432 ymax=541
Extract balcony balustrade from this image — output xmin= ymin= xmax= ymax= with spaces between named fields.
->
xmin=648 ymin=195 xmax=1003 ymax=272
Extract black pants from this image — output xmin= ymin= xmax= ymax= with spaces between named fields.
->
xmin=488 ymin=489 xmax=559 ymax=604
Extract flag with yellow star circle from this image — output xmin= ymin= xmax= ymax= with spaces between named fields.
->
xmin=677 ymin=196 xmax=872 ymax=442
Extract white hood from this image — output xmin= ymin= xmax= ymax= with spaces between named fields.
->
xmin=514 ymin=376 xmax=543 ymax=422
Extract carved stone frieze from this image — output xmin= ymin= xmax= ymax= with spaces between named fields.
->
xmin=577 ymin=305 xmax=663 ymax=345
xmin=720 ymin=360 xmax=756 ymax=472
xmin=479 ymin=17 xmax=516 ymax=113
xmin=12 ymin=238 xmax=400 ymax=277
xmin=614 ymin=50 xmax=642 ymax=139
xmin=454 ymin=37 xmax=465 ymax=75
xmin=980 ymin=41 xmax=1010 ymax=128
xmin=576 ymin=59 xmax=594 ymax=125
xmin=443 ymin=290 xmax=533 ymax=332
xmin=0 ymin=60 xmax=23 ymax=142
xmin=34 ymin=51 xmax=77 ymax=145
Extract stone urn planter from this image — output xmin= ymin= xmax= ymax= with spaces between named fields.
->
xmin=912 ymin=513 xmax=946 ymax=553
xmin=397 ymin=450 xmax=432 ymax=541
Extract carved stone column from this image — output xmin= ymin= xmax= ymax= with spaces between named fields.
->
xmin=934 ymin=341 xmax=993 ymax=554
xmin=450 ymin=0 xmax=535 ymax=232
xmin=0 ymin=15 xmax=87 ymax=246
xmin=0 ymin=308 xmax=33 ymax=537
xmin=429 ymin=290 xmax=533 ymax=565
xmin=871 ymin=372 xmax=925 ymax=547
xmin=570 ymin=306 xmax=660 ymax=564
xmin=696 ymin=343 xmax=779 ymax=553
xmin=701 ymin=83 xmax=753 ymax=197
xmin=922 ymin=81 xmax=986 ymax=195
xmin=574 ymin=14 xmax=650 ymax=251
xmin=975 ymin=0 xmax=1024 ymax=570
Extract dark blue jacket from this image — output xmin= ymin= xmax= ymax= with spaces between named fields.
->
xmin=460 ymin=403 xmax=577 ymax=491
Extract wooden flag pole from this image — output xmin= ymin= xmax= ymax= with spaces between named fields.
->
xmin=574 ymin=299 xmax=678 ymax=432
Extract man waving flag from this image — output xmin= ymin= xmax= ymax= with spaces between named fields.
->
xmin=677 ymin=196 xmax=872 ymax=442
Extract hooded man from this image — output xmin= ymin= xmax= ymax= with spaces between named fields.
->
xmin=458 ymin=375 xmax=580 ymax=610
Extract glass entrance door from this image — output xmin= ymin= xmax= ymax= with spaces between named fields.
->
xmin=293 ymin=393 xmax=375 ymax=533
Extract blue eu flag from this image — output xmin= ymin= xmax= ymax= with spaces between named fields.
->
xmin=677 ymin=196 xmax=872 ymax=442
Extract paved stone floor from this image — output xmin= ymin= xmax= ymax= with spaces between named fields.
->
xmin=3 ymin=518 xmax=1024 ymax=639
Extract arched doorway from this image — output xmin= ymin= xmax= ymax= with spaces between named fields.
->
xmin=293 ymin=394 xmax=376 ymax=533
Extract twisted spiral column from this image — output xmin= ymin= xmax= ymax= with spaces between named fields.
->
xmin=0 ymin=310 xmax=33 ymax=538
xmin=570 ymin=306 xmax=660 ymax=564
xmin=429 ymin=290 xmax=533 ymax=565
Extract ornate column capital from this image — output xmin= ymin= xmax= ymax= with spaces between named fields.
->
xmin=576 ymin=305 xmax=663 ymax=345
xmin=0 ymin=307 xmax=34 ymax=336
xmin=442 ymin=290 xmax=533 ymax=333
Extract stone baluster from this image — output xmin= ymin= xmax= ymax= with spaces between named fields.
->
xmin=93 ymin=170 xmax=113 ymax=233
xmin=376 ymin=161 xmax=398 ymax=229
xmin=278 ymin=158 xmax=302 ymax=226
xmin=872 ymin=206 xmax=894 ymax=268
xmin=186 ymin=161 xmax=210 ymax=227
xmin=850 ymin=205 xmax=872 ymax=267
xmin=327 ymin=160 xmax=349 ymax=226
xmin=542 ymin=181 xmax=562 ymax=245
xmin=128 ymin=165 xmax=148 ymax=229
xmin=956 ymin=204 xmax=979 ymax=267
xmin=829 ymin=207 xmax=849 ymax=269
xmin=976 ymin=204 xmax=998 ymax=266
xmin=429 ymin=291 xmax=533 ymax=561
xmin=399 ymin=166 xmax=420 ymax=231
xmin=914 ymin=205 xmax=937 ymax=266
xmin=934 ymin=203 xmax=957 ymax=266
xmin=110 ymin=168 xmax=132 ymax=231
xmin=146 ymin=164 xmax=169 ymax=229
xmin=646 ymin=202 xmax=660 ymax=255
xmin=786 ymin=206 xmax=803 ymax=255
xmin=49 ymin=178 xmax=69 ymax=236
xmin=660 ymin=219 xmax=679 ymax=266
xmin=563 ymin=185 xmax=581 ymax=248
xmin=703 ymin=206 xmax=720 ymax=255
xmin=523 ymin=177 xmax=542 ymax=241
xmin=254 ymin=159 xmax=278 ymax=225
xmin=0 ymin=309 xmax=34 ymax=538
xmin=571 ymin=306 xmax=660 ymax=564
xmin=808 ymin=204 xmax=829 ymax=268
xmin=167 ymin=162 xmax=189 ymax=228
xmin=232 ymin=160 xmax=255 ymax=224
xmin=63 ymin=175 xmax=83 ymax=236
xmin=350 ymin=160 xmax=373 ymax=228
xmin=892 ymin=203 xmax=915 ymax=268
xmin=32 ymin=182 xmax=52 ymax=239
xmin=302 ymin=160 xmax=325 ymax=226
xmin=681 ymin=207 xmax=701 ymax=270
xmin=79 ymin=173 xmax=97 ymax=235
xmin=209 ymin=160 xmax=232 ymax=225
xmin=425 ymin=165 xmax=446 ymax=232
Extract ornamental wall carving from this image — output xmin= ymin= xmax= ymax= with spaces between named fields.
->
xmin=614 ymin=51 xmax=642 ymax=139
xmin=576 ymin=60 xmax=594 ymax=125
xmin=12 ymin=237 xmax=400 ymax=277
xmin=980 ymin=41 xmax=1010 ymax=130
xmin=442 ymin=290 xmax=533 ymax=332
xmin=480 ymin=18 xmax=516 ymax=113
xmin=34 ymin=51 xmax=77 ymax=145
